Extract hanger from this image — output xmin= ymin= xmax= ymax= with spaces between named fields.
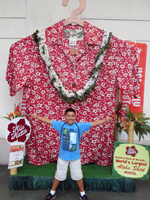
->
xmin=62 ymin=0 xmax=86 ymax=27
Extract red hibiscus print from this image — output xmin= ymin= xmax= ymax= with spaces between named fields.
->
xmin=7 ymin=119 xmax=30 ymax=143
xmin=126 ymin=146 xmax=138 ymax=157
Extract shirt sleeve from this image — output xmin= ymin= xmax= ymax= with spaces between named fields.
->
xmin=113 ymin=37 xmax=140 ymax=98
xmin=51 ymin=120 xmax=64 ymax=134
xmin=6 ymin=36 xmax=35 ymax=96
xmin=77 ymin=122 xmax=92 ymax=135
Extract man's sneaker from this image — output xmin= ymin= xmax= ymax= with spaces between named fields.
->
xmin=79 ymin=194 xmax=89 ymax=200
xmin=45 ymin=193 xmax=56 ymax=200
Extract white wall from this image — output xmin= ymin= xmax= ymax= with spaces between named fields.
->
xmin=0 ymin=0 xmax=150 ymax=164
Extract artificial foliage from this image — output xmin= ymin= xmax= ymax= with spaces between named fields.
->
xmin=3 ymin=102 xmax=24 ymax=121
xmin=9 ymin=156 xmax=136 ymax=192
xmin=9 ymin=175 xmax=136 ymax=192
xmin=116 ymin=102 xmax=150 ymax=141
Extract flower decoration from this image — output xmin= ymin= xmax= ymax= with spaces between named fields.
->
xmin=33 ymin=28 xmax=112 ymax=103
xmin=116 ymin=102 xmax=150 ymax=141
xmin=3 ymin=103 xmax=24 ymax=121
xmin=126 ymin=146 xmax=138 ymax=157
xmin=7 ymin=118 xmax=30 ymax=143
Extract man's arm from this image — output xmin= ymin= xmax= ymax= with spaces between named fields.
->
xmin=31 ymin=113 xmax=52 ymax=125
xmin=91 ymin=116 xmax=112 ymax=127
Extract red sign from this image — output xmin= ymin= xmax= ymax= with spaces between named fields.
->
xmin=120 ymin=42 xmax=147 ymax=113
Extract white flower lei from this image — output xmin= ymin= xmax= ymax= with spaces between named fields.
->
xmin=35 ymin=28 xmax=111 ymax=102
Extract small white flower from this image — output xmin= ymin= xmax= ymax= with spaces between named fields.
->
xmin=84 ymin=84 xmax=90 ymax=90
xmin=50 ymin=69 xmax=57 ymax=77
xmin=57 ymin=80 xmax=62 ymax=87
xmin=66 ymin=92 xmax=75 ymax=98
xmin=76 ymin=89 xmax=85 ymax=96
xmin=89 ymin=79 xmax=95 ymax=85
xmin=53 ymin=82 xmax=59 ymax=89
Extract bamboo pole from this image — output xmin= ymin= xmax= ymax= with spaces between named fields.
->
xmin=114 ymin=114 xmax=118 ymax=141
xmin=10 ymin=168 xmax=17 ymax=175
xmin=128 ymin=122 xmax=134 ymax=143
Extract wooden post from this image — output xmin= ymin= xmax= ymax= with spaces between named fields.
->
xmin=114 ymin=114 xmax=118 ymax=141
xmin=10 ymin=168 xmax=17 ymax=175
xmin=128 ymin=122 xmax=134 ymax=143
xmin=114 ymin=89 xmax=119 ymax=141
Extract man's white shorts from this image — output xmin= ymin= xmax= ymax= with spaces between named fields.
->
xmin=55 ymin=158 xmax=83 ymax=181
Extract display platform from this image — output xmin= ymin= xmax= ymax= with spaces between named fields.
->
xmin=9 ymin=156 xmax=136 ymax=192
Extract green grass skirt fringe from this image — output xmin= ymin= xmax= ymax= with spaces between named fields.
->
xmin=9 ymin=157 xmax=136 ymax=192
xmin=9 ymin=176 xmax=136 ymax=192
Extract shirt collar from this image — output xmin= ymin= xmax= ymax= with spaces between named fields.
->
xmin=45 ymin=20 xmax=103 ymax=46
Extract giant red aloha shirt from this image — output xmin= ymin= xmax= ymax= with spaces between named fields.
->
xmin=6 ymin=20 xmax=139 ymax=166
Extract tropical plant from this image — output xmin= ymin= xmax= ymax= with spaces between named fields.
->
xmin=116 ymin=102 xmax=150 ymax=141
xmin=3 ymin=103 xmax=24 ymax=121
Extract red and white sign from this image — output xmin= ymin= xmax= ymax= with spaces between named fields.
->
xmin=5 ymin=118 xmax=31 ymax=145
xmin=120 ymin=42 xmax=147 ymax=113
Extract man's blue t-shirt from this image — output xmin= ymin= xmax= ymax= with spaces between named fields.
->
xmin=52 ymin=120 xmax=92 ymax=161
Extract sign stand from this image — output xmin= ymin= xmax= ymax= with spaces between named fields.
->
xmin=5 ymin=117 xmax=31 ymax=176
xmin=10 ymin=168 xmax=17 ymax=175
xmin=114 ymin=114 xmax=118 ymax=141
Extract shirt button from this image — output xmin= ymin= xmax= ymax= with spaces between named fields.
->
xmin=72 ymin=83 xmax=76 ymax=88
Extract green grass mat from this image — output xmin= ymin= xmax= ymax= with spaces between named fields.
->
xmin=16 ymin=156 xmax=114 ymax=178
